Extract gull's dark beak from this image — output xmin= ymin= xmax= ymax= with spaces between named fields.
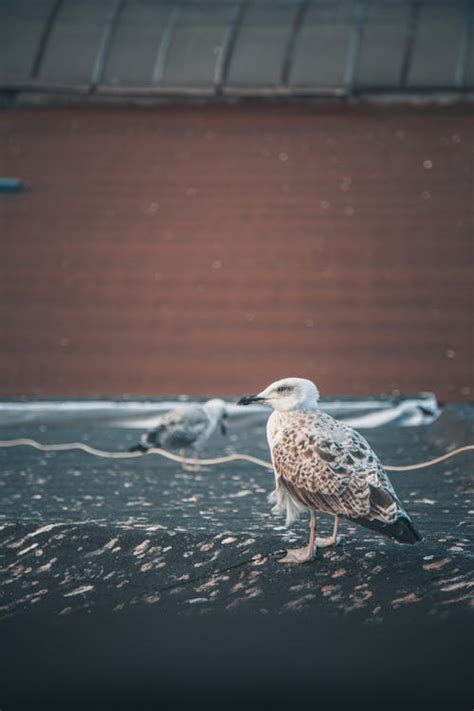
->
xmin=236 ymin=394 xmax=265 ymax=406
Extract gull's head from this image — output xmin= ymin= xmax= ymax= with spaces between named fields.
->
xmin=203 ymin=398 xmax=228 ymax=434
xmin=237 ymin=377 xmax=320 ymax=412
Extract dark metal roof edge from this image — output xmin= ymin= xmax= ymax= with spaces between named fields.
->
xmin=0 ymin=82 xmax=91 ymax=95
xmin=2 ymin=83 xmax=474 ymax=101
xmin=4 ymin=89 xmax=474 ymax=110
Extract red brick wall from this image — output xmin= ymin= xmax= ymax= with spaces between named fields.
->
xmin=1 ymin=104 xmax=472 ymax=400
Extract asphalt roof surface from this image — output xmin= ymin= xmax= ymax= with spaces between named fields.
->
xmin=0 ymin=397 xmax=472 ymax=708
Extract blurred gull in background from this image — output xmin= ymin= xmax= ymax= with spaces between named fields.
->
xmin=129 ymin=398 xmax=228 ymax=470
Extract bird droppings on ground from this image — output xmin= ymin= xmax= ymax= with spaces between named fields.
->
xmin=391 ymin=592 xmax=420 ymax=606
xmin=0 ymin=401 xmax=472 ymax=622
xmin=423 ymin=557 xmax=451 ymax=570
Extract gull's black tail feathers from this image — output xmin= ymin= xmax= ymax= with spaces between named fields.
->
xmin=128 ymin=443 xmax=149 ymax=453
xmin=129 ymin=429 xmax=162 ymax=454
xmin=348 ymin=514 xmax=423 ymax=544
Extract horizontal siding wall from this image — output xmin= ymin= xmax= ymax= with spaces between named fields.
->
xmin=0 ymin=105 xmax=472 ymax=400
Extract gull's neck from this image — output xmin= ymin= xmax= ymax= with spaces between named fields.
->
xmin=287 ymin=397 xmax=320 ymax=413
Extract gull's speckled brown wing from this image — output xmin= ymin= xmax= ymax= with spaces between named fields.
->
xmin=271 ymin=411 xmax=401 ymax=524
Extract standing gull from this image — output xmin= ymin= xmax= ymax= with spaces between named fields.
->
xmin=130 ymin=399 xmax=228 ymax=469
xmin=237 ymin=377 xmax=422 ymax=564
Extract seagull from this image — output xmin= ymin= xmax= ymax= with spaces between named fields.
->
xmin=129 ymin=399 xmax=228 ymax=469
xmin=237 ymin=377 xmax=422 ymax=564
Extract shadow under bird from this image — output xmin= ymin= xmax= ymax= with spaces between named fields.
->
xmin=129 ymin=398 xmax=228 ymax=469
xmin=237 ymin=377 xmax=422 ymax=564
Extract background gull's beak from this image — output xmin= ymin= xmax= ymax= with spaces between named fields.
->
xmin=236 ymin=394 xmax=265 ymax=406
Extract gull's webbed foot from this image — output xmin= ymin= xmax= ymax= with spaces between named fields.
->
xmin=277 ymin=545 xmax=315 ymax=564
xmin=315 ymin=534 xmax=342 ymax=548
xmin=182 ymin=463 xmax=201 ymax=472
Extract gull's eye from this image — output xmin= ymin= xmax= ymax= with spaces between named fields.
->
xmin=276 ymin=385 xmax=289 ymax=393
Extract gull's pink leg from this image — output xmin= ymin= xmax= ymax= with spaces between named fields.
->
xmin=179 ymin=448 xmax=188 ymax=471
xmin=278 ymin=510 xmax=316 ymax=564
xmin=315 ymin=515 xmax=341 ymax=548
xmin=181 ymin=449 xmax=202 ymax=472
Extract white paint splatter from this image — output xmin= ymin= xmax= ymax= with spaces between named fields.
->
xmin=18 ymin=543 xmax=39 ymax=556
xmin=133 ymin=540 xmax=150 ymax=556
xmin=64 ymin=584 xmax=94 ymax=597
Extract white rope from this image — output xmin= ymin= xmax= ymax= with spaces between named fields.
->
xmin=380 ymin=445 xmax=474 ymax=471
xmin=0 ymin=438 xmax=472 ymax=472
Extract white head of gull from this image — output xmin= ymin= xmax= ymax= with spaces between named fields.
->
xmin=237 ymin=377 xmax=422 ymax=564
xmin=202 ymin=398 xmax=227 ymax=420
xmin=239 ymin=377 xmax=320 ymax=412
